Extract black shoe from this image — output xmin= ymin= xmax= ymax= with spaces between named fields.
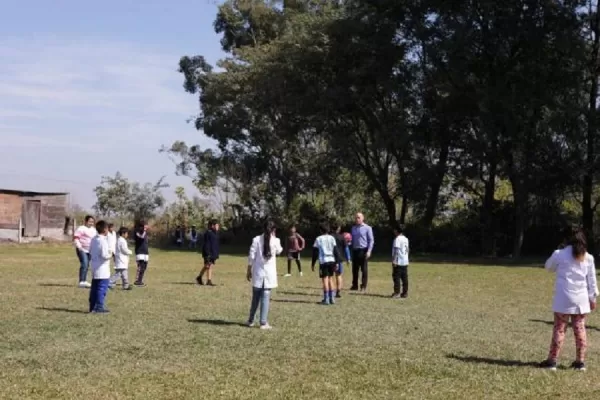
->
xmin=391 ymin=293 xmax=401 ymax=299
xmin=123 ymin=286 xmax=133 ymax=291
xmin=400 ymin=293 xmax=408 ymax=298
xmin=134 ymin=282 xmax=146 ymax=287
xmin=360 ymin=285 xmax=366 ymax=292
xmin=335 ymin=291 xmax=341 ymax=298
xmin=206 ymin=280 xmax=216 ymax=287
xmin=571 ymin=361 xmax=586 ymax=371
xmin=350 ymin=286 xmax=359 ymax=291
xmin=92 ymin=309 xmax=110 ymax=314
xmin=196 ymin=276 xmax=204 ymax=285
xmin=539 ymin=360 xmax=557 ymax=371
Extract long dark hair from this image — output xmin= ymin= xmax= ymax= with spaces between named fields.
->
xmin=565 ymin=226 xmax=587 ymax=260
xmin=263 ymin=220 xmax=277 ymax=259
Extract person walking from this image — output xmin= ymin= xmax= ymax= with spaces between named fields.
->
xmin=350 ymin=213 xmax=374 ymax=292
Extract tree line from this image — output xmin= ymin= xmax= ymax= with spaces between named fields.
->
xmin=160 ymin=0 xmax=600 ymax=257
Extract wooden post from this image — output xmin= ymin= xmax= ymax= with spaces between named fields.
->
xmin=17 ymin=218 xmax=22 ymax=243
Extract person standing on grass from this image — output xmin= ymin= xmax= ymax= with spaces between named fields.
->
xmin=88 ymin=220 xmax=112 ymax=313
xmin=110 ymin=227 xmax=133 ymax=290
xmin=333 ymin=224 xmax=351 ymax=298
xmin=73 ymin=215 xmax=97 ymax=288
xmin=350 ymin=213 xmax=374 ymax=292
xmin=391 ymin=224 xmax=409 ymax=299
xmin=197 ymin=219 xmax=220 ymax=286
xmin=312 ymin=223 xmax=342 ymax=305
xmin=285 ymin=225 xmax=306 ymax=277
xmin=175 ymin=225 xmax=184 ymax=247
xmin=189 ymin=226 xmax=198 ymax=249
xmin=133 ymin=221 xmax=150 ymax=287
xmin=247 ymin=220 xmax=283 ymax=329
xmin=107 ymin=223 xmax=117 ymax=267
xmin=540 ymin=227 xmax=598 ymax=371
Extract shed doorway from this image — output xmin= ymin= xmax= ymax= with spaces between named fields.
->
xmin=23 ymin=200 xmax=41 ymax=237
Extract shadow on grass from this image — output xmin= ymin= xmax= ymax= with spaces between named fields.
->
xmin=37 ymin=307 xmax=88 ymax=314
xmin=278 ymin=290 xmax=321 ymax=297
xmin=170 ymin=282 xmax=197 ymax=286
xmin=38 ymin=283 xmax=72 ymax=287
xmin=187 ymin=318 xmax=246 ymax=327
xmin=273 ymin=299 xmax=316 ymax=304
xmin=529 ymin=319 xmax=600 ymax=332
xmin=348 ymin=292 xmax=391 ymax=299
xmin=447 ymin=354 xmax=542 ymax=368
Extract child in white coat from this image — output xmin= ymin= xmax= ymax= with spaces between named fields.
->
xmin=246 ymin=220 xmax=283 ymax=330
xmin=541 ymin=227 xmax=598 ymax=371
xmin=110 ymin=227 xmax=133 ymax=290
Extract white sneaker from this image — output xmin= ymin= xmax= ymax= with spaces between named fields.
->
xmin=247 ymin=321 xmax=255 ymax=327
xmin=299 ymin=272 xmax=304 ymax=277
xmin=260 ymin=324 xmax=272 ymax=330
xmin=284 ymin=274 xmax=291 ymax=277
xmin=78 ymin=281 xmax=91 ymax=288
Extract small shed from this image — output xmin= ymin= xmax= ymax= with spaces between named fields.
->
xmin=0 ymin=189 xmax=69 ymax=242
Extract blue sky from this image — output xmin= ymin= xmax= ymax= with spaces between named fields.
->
xmin=0 ymin=0 xmax=224 ymax=209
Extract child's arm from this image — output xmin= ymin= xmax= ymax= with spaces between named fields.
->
xmin=119 ymin=239 xmax=133 ymax=255
xmin=298 ymin=234 xmax=305 ymax=250
xmin=587 ymin=255 xmax=599 ymax=302
xmin=101 ymin=237 xmax=111 ymax=260
xmin=311 ymin=241 xmax=318 ymax=271
xmin=73 ymin=226 xmax=83 ymax=250
xmin=544 ymin=250 xmax=560 ymax=272
xmin=274 ymin=238 xmax=283 ymax=255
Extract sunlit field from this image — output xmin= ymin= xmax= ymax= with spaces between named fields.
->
xmin=2 ymin=244 xmax=600 ymax=399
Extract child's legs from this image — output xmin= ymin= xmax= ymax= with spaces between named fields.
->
xmin=321 ymin=276 xmax=330 ymax=291
xmin=136 ymin=260 xmax=148 ymax=283
xmin=259 ymin=288 xmax=271 ymax=325
xmin=109 ymin=270 xmax=120 ymax=286
xmin=287 ymin=258 xmax=292 ymax=274
xmin=548 ymin=312 xmax=570 ymax=361
xmin=392 ymin=265 xmax=401 ymax=294
xmin=95 ymin=279 xmax=110 ymax=311
xmin=89 ymin=279 xmax=99 ymax=312
xmin=399 ymin=265 xmax=408 ymax=294
xmin=77 ymin=249 xmax=90 ymax=282
xmin=571 ymin=314 xmax=588 ymax=362
xmin=248 ymin=287 xmax=261 ymax=323
xmin=295 ymin=258 xmax=302 ymax=272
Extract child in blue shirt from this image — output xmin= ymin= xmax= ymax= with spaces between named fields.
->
xmin=312 ymin=223 xmax=342 ymax=305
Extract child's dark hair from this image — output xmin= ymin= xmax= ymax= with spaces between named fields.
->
xmin=84 ymin=215 xmax=94 ymax=223
xmin=319 ymin=223 xmax=330 ymax=234
xmin=208 ymin=219 xmax=219 ymax=228
xmin=118 ymin=227 xmax=128 ymax=236
xmin=108 ymin=223 xmax=114 ymax=229
xmin=96 ymin=220 xmax=108 ymax=233
xmin=394 ymin=223 xmax=405 ymax=234
xmin=136 ymin=220 xmax=146 ymax=230
xmin=566 ymin=226 xmax=587 ymax=259
xmin=263 ymin=220 xmax=277 ymax=259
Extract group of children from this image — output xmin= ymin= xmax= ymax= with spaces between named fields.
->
xmin=73 ymin=216 xmax=150 ymax=313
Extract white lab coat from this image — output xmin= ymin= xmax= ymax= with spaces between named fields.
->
xmin=115 ymin=237 xmax=133 ymax=269
xmin=248 ymin=234 xmax=283 ymax=289
xmin=545 ymin=246 xmax=599 ymax=314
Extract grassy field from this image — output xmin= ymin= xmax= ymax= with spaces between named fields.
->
xmin=2 ymin=245 xmax=600 ymax=399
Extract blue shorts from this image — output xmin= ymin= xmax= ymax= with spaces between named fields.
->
xmin=336 ymin=262 xmax=344 ymax=275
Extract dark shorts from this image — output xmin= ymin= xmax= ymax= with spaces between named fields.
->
xmin=203 ymin=258 xmax=216 ymax=266
xmin=287 ymin=251 xmax=300 ymax=260
xmin=319 ymin=262 xmax=336 ymax=278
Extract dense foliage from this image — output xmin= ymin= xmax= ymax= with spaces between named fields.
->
xmin=163 ymin=0 xmax=600 ymax=257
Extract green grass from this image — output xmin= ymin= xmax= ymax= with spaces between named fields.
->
xmin=2 ymin=245 xmax=600 ymax=399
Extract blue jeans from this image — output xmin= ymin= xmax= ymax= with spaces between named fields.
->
xmin=248 ymin=286 xmax=271 ymax=325
xmin=89 ymin=279 xmax=110 ymax=312
xmin=76 ymin=249 xmax=91 ymax=282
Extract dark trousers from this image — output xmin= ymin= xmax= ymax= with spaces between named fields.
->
xmin=351 ymin=248 xmax=369 ymax=289
xmin=135 ymin=261 xmax=148 ymax=284
xmin=392 ymin=264 xmax=408 ymax=295
xmin=89 ymin=279 xmax=110 ymax=312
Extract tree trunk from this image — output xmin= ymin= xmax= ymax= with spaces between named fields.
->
xmin=510 ymin=177 xmax=527 ymax=259
xmin=583 ymin=7 xmax=599 ymax=253
xmin=378 ymin=190 xmax=397 ymax=228
xmin=400 ymin=192 xmax=409 ymax=224
xmin=481 ymin=158 xmax=497 ymax=256
xmin=421 ymin=140 xmax=450 ymax=228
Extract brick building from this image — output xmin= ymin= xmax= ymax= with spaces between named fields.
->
xmin=0 ymin=189 xmax=69 ymax=242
